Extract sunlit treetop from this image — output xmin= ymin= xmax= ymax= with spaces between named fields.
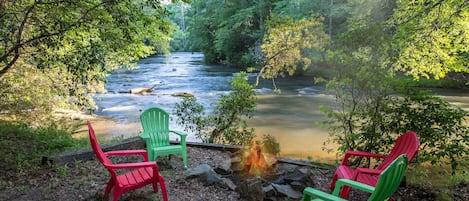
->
xmin=391 ymin=0 xmax=469 ymax=80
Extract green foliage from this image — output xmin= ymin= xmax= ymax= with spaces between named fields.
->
xmin=382 ymin=88 xmax=469 ymax=173
xmin=320 ymin=18 xmax=395 ymax=157
xmin=0 ymin=0 xmax=175 ymax=123
xmin=174 ymin=72 xmax=256 ymax=145
xmin=187 ymin=0 xmax=274 ymax=66
xmin=256 ymin=15 xmax=328 ymax=87
xmin=261 ymin=134 xmax=281 ymax=156
xmin=391 ymin=0 xmax=469 ymax=79
xmin=320 ymin=2 xmax=469 ymax=173
xmin=0 ymin=120 xmax=88 ymax=174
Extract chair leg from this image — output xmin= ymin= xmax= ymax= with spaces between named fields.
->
xmin=339 ymin=186 xmax=352 ymax=199
xmin=152 ymin=180 xmax=159 ymax=193
xmin=111 ymin=188 xmax=123 ymax=201
xmin=104 ymin=178 xmax=115 ymax=199
xmin=330 ymin=173 xmax=338 ymax=190
xmin=158 ymin=174 xmax=169 ymax=201
xmin=182 ymin=150 xmax=188 ymax=169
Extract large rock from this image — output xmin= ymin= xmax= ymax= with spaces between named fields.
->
xmin=186 ymin=163 xmax=221 ymax=186
xmin=236 ymin=177 xmax=265 ymax=201
xmin=172 ymin=92 xmax=194 ymax=97
xmin=130 ymin=87 xmax=154 ymax=94
xmin=271 ymin=183 xmax=303 ymax=199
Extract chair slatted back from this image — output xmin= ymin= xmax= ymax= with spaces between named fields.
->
xmin=369 ymin=154 xmax=408 ymax=201
xmin=378 ymin=131 xmax=419 ymax=170
xmin=140 ymin=107 xmax=171 ymax=147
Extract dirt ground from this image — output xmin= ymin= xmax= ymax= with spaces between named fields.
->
xmin=1 ymin=146 xmax=468 ymax=201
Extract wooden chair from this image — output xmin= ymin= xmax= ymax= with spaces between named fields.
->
xmin=303 ymin=154 xmax=409 ymax=201
xmin=88 ymin=121 xmax=168 ymax=201
xmin=140 ymin=107 xmax=188 ymax=168
xmin=330 ymin=131 xmax=419 ymax=198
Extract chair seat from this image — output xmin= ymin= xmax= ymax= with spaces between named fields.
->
xmin=335 ymin=166 xmax=378 ymax=186
xmin=116 ymin=167 xmax=154 ymax=188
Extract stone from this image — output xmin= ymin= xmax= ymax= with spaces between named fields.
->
xmin=204 ymin=171 xmax=221 ymax=185
xmin=236 ymin=177 xmax=265 ymax=201
xmin=290 ymin=181 xmax=306 ymax=192
xmin=219 ymin=178 xmax=237 ymax=191
xmin=186 ymin=164 xmax=213 ymax=178
xmin=271 ymin=183 xmax=303 ymax=199
xmin=130 ymin=87 xmax=154 ymax=94
xmin=214 ymin=158 xmax=232 ymax=175
xmin=284 ymin=172 xmax=308 ymax=183
xmin=275 ymin=163 xmax=299 ymax=175
xmin=263 ymin=184 xmax=276 ymax=197
xmin=172 ymin=92 xmax=194 ymax=97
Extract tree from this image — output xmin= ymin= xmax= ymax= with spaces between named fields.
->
xmin=391 ymin=0 xmax=469 ymax=80
xmin=187 ymin=0 xmax=279 ymax=66
xmin=0 ymin=0 xmax=182 ymax=123
xmin=174 ymin=72 xmax=256 ymax=145
xmin=320 ymin=0 xmax=469 ymax=173
xmin=255 ymin=15 xmax=328 ymax=90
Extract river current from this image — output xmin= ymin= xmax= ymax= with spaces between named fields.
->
xmin=93 ymin=52 xmax=469 ymax=161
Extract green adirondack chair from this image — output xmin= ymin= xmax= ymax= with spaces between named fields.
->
xmin=140 ymin=107 xmax=188 ymax=168
xmin=302 ymin=154 xmax=408 ymax=201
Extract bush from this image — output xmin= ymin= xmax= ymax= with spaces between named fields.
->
xmin=0 ymin=120 xmax=88 ymax=173
xmin=174 ymin=72 xmax=257 ymax=146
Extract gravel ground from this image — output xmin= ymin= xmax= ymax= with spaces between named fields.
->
xmin=1 ymin=146 xmax=468 ymax=201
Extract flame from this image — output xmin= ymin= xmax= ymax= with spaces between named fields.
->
xmin=243 ymin=141 xmax=268 ymax=176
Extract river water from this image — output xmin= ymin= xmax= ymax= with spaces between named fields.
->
xmin=93 ymin=52 xmax=469 ymax=162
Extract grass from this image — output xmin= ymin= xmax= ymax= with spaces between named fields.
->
xmin=0 ymin=120 xmax=89 ymax=175
xmin=406 ymin=161 xmax=469 ymax=190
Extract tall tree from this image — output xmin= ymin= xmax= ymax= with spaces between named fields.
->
xmin=391 ymin=0 xmax=469 ymax=79
xmin=0 ymin=0 xmax=182 ymax=123
xmin=255 ymin=16 xmax=328 ymax=89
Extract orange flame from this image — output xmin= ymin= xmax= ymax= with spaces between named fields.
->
xmin=244 ymin=141 xmax=268 ymax=176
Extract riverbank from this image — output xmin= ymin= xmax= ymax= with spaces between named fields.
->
xmin=2 ymin=144 xmax=468 ymax=201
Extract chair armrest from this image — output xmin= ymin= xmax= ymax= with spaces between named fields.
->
xmin=169 ymin=130 xmax=187 ymax=137
xmin=105 ymin=150 xmax=148 ymax=156
xmin=106 ymin=161 xmax=157 ymax=170
xmin=341 ymin=150 xmax=386 ymax=165
xmin=139 ymin=131 xmax=150 ymax=140
xmin=169 ymin=130 xmax=187 ymax=142
xmin=104 ymin=150 xmax=149 ymax=161
xmin=303 ymin=187 xmax=347 ymax=201
xmin=332 ymin=179 xmax=375 ymax=196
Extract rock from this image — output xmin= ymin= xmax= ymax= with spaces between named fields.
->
xmin=130 ymin=87 xmax=154 ymax=94
xmin=271 ymin=183 xmax=303 ymax=199
xmin=298 ymin=167 xmax=310 ymax=175
xmin=284 ymin=172 xmax=308 ymax=183
xmin=275 ymin=163 xmax=299 ymax=175
xmin=186 ymin=164 xmax=213 ymax=178
xmin=172 ymin=92 xmax=194 ymax=97
xmin=236 ymin=177 xmax=265 ymax=201
xmin=214 ymin=159 xmax=233 ymax=175
xmin=219 ymin=178 xmax=237 ymax=191
xmin=263 ymin=184 xmax=276 ymax=197
xmin=186 ymin=164 xmax=222 ymax=186
xmin=290 ymin=181 xmax=306 ymax=192
xmin=204 ymin=172 xmax=221 ymax=185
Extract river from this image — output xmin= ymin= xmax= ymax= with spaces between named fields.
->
xmin=92 ymin=52 xmax=469 ymax=162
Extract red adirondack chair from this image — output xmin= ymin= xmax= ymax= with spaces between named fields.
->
xmin=330 ymin=131 xmax=419 ymax=199
xmin=88 ymin=121 xmax=168 ymax=201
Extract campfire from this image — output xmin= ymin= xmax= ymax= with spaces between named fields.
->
xmin=242 ymin=141 xmax=277 ymax=176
